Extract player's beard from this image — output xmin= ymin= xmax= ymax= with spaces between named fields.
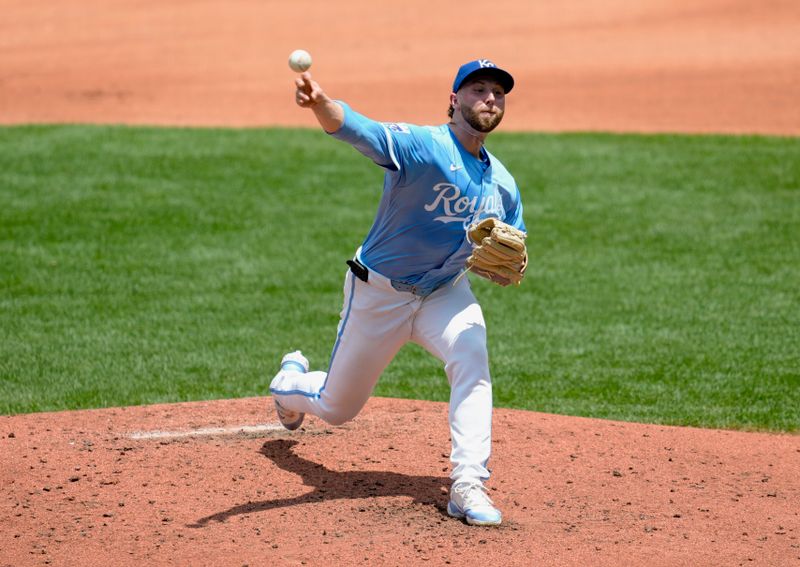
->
xmin=460 ymin=104 xmax=504 ymax=133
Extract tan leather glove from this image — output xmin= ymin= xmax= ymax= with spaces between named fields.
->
xmin=465 ymin=218 xmax=528 ymax=287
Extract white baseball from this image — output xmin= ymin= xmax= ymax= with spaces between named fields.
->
xmin=288 ymin=49 xmax=312 ymax=72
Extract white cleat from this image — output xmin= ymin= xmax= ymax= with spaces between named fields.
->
xmin=280 ymin=350 xmax=309 ymax=374
xmin=272 ymin=351 xmax=309 ymax=431
xmin=447 ymin=481 xmax=502 ymax=526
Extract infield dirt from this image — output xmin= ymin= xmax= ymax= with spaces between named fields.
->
xmin=1 ymin=0 xmax=799 ymax=134
xmin=2 ymin=398 xmax=799 ymax=566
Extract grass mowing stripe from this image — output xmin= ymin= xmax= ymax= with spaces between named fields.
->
xmin=1 ymin=125 xmax=798 ymax=431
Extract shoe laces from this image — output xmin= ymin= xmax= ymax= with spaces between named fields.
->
xmin=453 ymin=482 xmax=495 ymax=509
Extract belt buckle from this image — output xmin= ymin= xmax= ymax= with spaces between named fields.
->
xmin=409 ymin=284 xmax=432 ymax=297
xmin=391 ymin=280 xmax=433 ymax=297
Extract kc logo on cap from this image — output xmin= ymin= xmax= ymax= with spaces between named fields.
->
xmin=452 ymin=59 xmax=514 ymax=94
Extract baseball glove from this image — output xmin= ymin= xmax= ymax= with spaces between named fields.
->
xmin=465 ymin=218 xmax=528 ymax=286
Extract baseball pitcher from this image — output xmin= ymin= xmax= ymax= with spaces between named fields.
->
xmin=270 ymin=59 xmax=527 ymax=526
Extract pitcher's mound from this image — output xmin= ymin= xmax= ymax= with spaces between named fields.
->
xmin=1 ymin=397 xmax=798 ymax=566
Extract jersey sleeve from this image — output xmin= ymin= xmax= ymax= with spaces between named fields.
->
xmin=329 ymin=102 xmax=425 ymax=181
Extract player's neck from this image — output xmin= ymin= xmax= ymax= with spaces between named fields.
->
xmin=448 ymin=122 xmax=487 ymax=158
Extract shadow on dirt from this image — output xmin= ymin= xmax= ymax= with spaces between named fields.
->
xmin=188 ymin=439 xmax=451 ymax=527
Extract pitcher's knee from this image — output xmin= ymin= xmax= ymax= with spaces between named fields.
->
xmin=450 ymin=327 xmax=489 ymax=368
xmin=317 ymin=397 xmax=364 ymax=426
xmin=320 ymin=411 xmax=356 ymax=427
xmin=445 ymin=327 xmax=489 ymax=379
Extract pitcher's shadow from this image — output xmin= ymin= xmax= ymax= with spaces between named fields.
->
xmin=189 ymin=438 xmax=450 ymax=527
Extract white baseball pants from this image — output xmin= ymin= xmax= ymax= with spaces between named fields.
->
xmin=269 ymin=262 xmax=494 ymax=483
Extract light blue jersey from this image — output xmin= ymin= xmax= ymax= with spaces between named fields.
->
xmin=332 ymin=102 xmax=526 ymax=295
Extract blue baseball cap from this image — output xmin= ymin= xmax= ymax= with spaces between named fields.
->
xmin=452 ymin=59 xmax=514 ymax=94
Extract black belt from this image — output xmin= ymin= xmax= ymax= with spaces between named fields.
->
xmin=346 ymin=258 xmax=369 ymax=282
xmin=346 ymin=258 xmax=438 ymax=297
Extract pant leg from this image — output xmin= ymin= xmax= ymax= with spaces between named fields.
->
xmin=270 ymin=269 xmax=415 ymax=425
xmin=410 ymin=277 xmax=492 ymax=483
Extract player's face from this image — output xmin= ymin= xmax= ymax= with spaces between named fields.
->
xmin=456 ymin=78 xmax=506 ymax=132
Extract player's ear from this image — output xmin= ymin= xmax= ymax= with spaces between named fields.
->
xmin=450 ymin=92 xmax=458 ymax=109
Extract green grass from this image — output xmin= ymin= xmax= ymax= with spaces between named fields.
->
xmin=1 ymin=125 xmax=798 ymax=431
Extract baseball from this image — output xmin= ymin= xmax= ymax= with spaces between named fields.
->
xmin=288 ymin=49 xmax=312 ymax=72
